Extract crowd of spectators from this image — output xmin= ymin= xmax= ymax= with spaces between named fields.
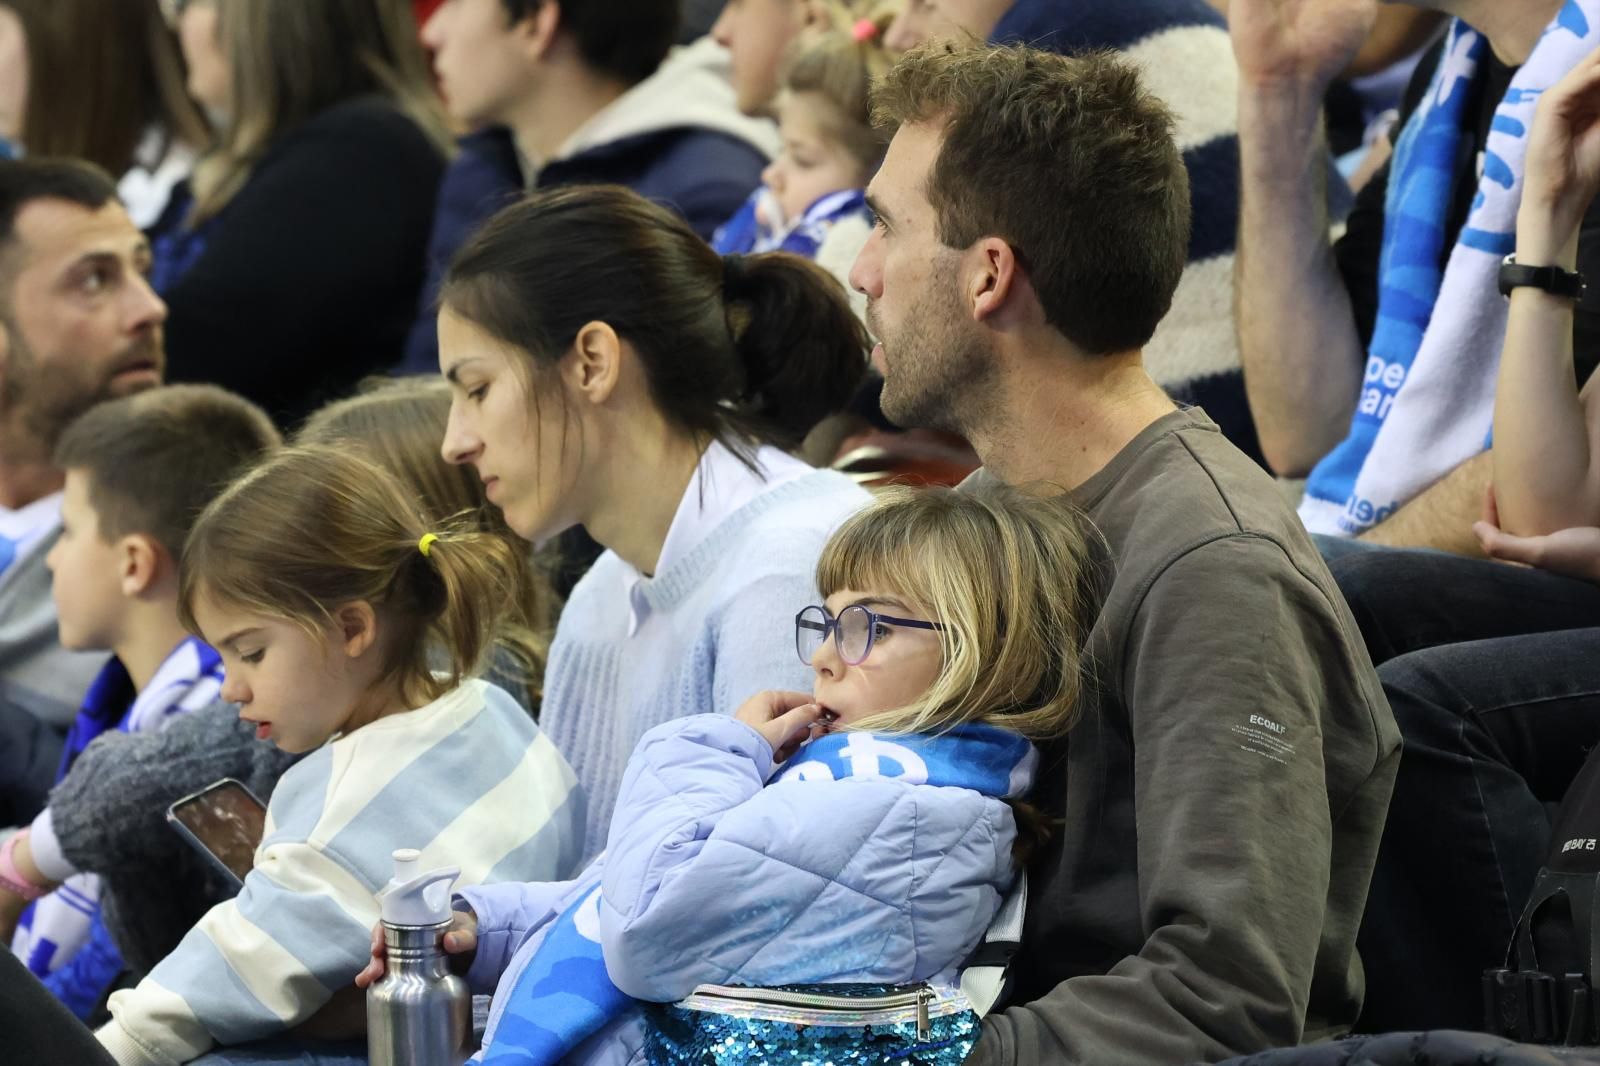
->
xmin=1 ymin=1 xmax=1599 ymax=1065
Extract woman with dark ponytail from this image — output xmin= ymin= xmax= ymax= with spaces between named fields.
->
xmin=438 ymin=183 xmax=871 ymax=857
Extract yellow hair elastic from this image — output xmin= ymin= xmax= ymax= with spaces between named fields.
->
xmin=418 ymin=533 xmax=440 ymax=558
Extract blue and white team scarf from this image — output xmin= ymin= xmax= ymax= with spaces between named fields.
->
xmin=712 ymin=187 xmax=871 ymax=260
xmin=478 ymin=723 xmax=1035 ymax=1065
xmin=774 ymin=723 xmax=1036 ymax=798
xmin=12 ymin=637 xmax=224 ymax=1017
xmin=1300 ymin=1 xmax=1600 ymax=537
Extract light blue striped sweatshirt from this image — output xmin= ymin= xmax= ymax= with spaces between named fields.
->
xmin=538 ymin=442 xmax=870 ymax=860
xmin=95 ymin=679 xmax=584 ymax=1066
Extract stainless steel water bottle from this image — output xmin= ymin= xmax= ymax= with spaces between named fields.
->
xmin=367 ymin=849 xmax=471 ymax=1066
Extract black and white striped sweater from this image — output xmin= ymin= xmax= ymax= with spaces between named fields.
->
xmin=993 ymin=0 xmax=1260 ymax=467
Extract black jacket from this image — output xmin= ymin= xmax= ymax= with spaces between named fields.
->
xmin=161 ymin=96 xmax=446 ymax=428
xmin=394 ymin=40 xmax=772 ymax=375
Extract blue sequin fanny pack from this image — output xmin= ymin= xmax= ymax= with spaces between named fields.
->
xmin=641 ymin=983 xmax=980 ymax=1066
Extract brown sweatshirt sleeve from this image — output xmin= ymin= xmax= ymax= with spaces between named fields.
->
xmin=973 ymin=533 xmax=1390 ymax=1065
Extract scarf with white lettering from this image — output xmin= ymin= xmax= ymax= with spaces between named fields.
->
xmin=1300 ymin=1 xmax=1600 ymax=536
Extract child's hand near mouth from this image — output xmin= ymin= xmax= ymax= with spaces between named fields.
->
xmin=734 ymin=691 xmax=836 ymax=762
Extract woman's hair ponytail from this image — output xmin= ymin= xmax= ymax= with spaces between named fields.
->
xmin=180 ymin=445 xmax=527 ymax=708
xmin=442 ymin=185 xmax=868 ymax=458
xmin=722 ymin=252 xmax=872 ymax=447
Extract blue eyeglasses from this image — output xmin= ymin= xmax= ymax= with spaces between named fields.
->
xmin=794 ymin=604 xmax=945 ymax=666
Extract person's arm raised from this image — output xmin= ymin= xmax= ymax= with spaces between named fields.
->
xmin=1494 ymin=50 xmax=1600 ymax=533
xmin=1231 ymin=0 xmax=1376 ymax=475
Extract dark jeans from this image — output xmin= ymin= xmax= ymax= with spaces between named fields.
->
xmin=1325 ymin=545 xmax=1600 ymax=1033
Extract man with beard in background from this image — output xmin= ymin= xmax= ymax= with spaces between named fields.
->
xmin=0 ymin=159 xmax=166 ymax=826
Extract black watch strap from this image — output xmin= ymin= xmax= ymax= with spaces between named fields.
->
xmin=1499 ymin=255 xmax=1587 ymax=300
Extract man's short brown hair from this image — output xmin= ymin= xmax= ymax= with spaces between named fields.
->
xmin=55 ymin=385 xmax=280 ymax=555
xmin=873 ymin=43 xmax=1191 ymax=355
xmin=0 ymin=158 xmax=120 ymax=309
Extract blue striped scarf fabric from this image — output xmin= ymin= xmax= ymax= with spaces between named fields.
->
xmin=1301 ymin=0 xmax=1600 ymax=535
xmin=712 ymin=187 xmax=871 ymax=260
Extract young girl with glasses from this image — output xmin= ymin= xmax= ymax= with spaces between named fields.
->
xmin=359 ymin=483 xmax=1100 ymax=1065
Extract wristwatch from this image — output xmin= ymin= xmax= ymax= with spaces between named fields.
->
xmin=1499 ymin=254 xmax=1587 ymax=301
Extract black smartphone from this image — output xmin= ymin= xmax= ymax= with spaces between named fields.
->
xmin=166 ymin=778 xmax=268 ymax=891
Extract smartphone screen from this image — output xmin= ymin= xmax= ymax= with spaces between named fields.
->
xmin=167 ymin=779 xmax=267 ymax=888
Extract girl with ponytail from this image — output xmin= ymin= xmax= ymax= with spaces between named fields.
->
xmin=94 ymin=445 xmax=583 ymax=1066
xmin=438 ymin=183 xmax=871 ymax=857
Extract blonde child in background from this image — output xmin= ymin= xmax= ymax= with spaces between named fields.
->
xmin=712 ymin=3 xmax=896 ymax=280
xmin=94 ymin=445 xmax=583 ymax=1066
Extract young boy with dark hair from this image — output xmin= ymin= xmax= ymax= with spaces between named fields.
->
xmin=0 ymin=384 xmax=280 ymax=1018
xmin=395 ymin=0 xmax=779 ymax=373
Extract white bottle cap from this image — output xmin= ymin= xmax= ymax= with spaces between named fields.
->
xmin=378 ymin=848 xmax=459 ymax=927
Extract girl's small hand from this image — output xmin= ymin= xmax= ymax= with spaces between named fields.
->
xmin=354 ymin=908 xmax=479 ymax=988
xmin=734 ymin=691 xmax=827 ymax=763
xmin=1473 ymin=521 xmax=1600 ymax=584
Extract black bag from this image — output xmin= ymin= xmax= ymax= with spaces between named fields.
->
xmin=1486 ymin=743 xmax=1600 ymax=1045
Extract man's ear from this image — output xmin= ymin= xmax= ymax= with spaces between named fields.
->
xmin=969 ymin=237 xmax=1022 ymax=324
xmin=565 ymin=321 xmax=623 ymax=407
xmin=334 ymin=601 xmax=381 ymax=661
xmin=118 ymin=533 xmax=169 ymax=599
xmin=512 ymin=0 xmax=563 ymax=61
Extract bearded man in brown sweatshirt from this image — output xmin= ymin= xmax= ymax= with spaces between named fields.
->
xmin=849 ymin=42 xmax=1400 ymax=1066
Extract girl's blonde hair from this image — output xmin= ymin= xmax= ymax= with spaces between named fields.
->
xmin=780 ymin=1 xmax=899 ymax=171
xmin=179 ymin=444 xmax=524 ymax=712
xmin=188 ymin=0 xmax=451 ymax=224
xmin=295 ymin=378 xmax=557 ymax=710
xmin=817 ymin=483 xmax=1101 ymax=741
